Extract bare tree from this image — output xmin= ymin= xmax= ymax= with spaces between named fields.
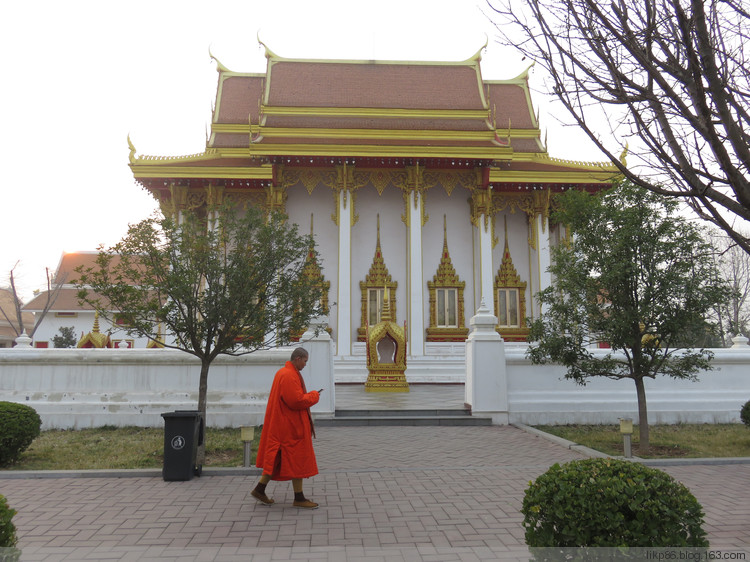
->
xmin=487 ymin=0 xmax=750 ymax=253
xmin=708 ymin=230 xmax=750 ymax=344
xmin=0 ymin=262 xmax=65 ymax=339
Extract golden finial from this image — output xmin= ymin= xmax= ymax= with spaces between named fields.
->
xmin=257 ymin=31 xmax=280 ymax=59
xmin=464 ymin=35 xmax=488 ymax=63
xmin=381 ymin=286 xmax=392 ymax=322
xmin=620 ymin=142 xmax=629 ymax=166
xmin=208 ymin=46 xmax=231 ymax=72
xmin=127 ymin=134 xmax=136 ymax=164
xmin=512 ymin=62 xmax=536 ymax=81
xmin=93 ymin=311 xmax=101 ymax=333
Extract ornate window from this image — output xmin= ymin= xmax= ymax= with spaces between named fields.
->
xmin=496 ymin=288 xmax=520 ymax=327
xmin=367 ymin=288 xmax=386 ymax=326
xmin=358 ymin=216 xmax=397 ymax=341
xmin=427 ymin=217 xmax=468 ymax=341
xmin=494 ymin=220 xmax=529 ymax=341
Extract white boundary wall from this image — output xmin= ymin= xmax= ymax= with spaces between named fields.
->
xmin=504 ymin=347 xmax=750 ymax=425
xmin=1 ymin=343 xmax=748 ymax=429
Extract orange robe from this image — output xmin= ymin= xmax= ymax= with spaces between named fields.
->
xmin=256 ymin=361 xmax=320 ymax=480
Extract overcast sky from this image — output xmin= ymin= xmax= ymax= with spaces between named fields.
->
xmin=1 ymin=0 xmax=604 ymax=301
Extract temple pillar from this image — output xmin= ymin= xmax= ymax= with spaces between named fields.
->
xmin=407 ymin=189 xmax=425 ymax=356
xmin=471 ymin=188 xmax=495 ymax=306
xmin=336 ymin=187 xmax=353 ymax=357
xmin=533 ymin=191 xmax=552 ymax=315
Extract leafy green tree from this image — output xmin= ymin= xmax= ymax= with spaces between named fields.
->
xmin=51 ymin=326 xmax=77 ymax=348
xmin=76 ymin=204 xmax=324 ymax=460
xmin=528 ymin=181 xmax=731 ymax=452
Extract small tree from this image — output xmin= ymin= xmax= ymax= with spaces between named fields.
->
xmin=51 ymin=326 xmax=77 ymax=348
xmin=0 ymin=262 xmax=64 ymax=340
xmin=707 ymin=229 xmax=750 ymax=346
xmin=528 ymin=181 xmax=731 ymax=452
xmin=76 ymin=204 xmax=324 ymax=461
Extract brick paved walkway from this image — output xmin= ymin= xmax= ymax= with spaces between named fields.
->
xmin=2 ymin=425 xmax=749 ymax=561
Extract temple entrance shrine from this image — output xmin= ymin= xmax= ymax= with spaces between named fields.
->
xmin=128 ymin=41 xmax=615 ymax=383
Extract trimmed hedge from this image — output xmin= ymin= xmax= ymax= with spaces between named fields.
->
xmin=0 ymin=402 xmax=41 ymax=467
xmin=0 ymin=494 xmax=17 ymax=548
xmin=741 ymin=400 xmax=750 ymax=428
xmin=522 ymin=458 xmax=708 ymax=547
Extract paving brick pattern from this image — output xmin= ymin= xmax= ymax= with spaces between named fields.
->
xmin=2 ymin=425 xmax=749 ymax=561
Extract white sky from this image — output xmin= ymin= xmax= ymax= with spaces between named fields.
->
xmin=1 ymin=0 xmax=604 ymax=301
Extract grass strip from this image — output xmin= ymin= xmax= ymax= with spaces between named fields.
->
xmin=535 ymin=423 xmax=750 ymax=458
xmin=5 ymin=426 xmax=261 ymax=471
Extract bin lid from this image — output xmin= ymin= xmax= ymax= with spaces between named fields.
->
xmin=161 ymin=410 xmax=202 ymax=419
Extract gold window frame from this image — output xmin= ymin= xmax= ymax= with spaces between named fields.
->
xmin=494 ymin=219 xmax=529 ymax=342
xmin=358 ymin=216 xmax=397 ymax=341
xmin=427 ymin=216 xmax=468 ymax=341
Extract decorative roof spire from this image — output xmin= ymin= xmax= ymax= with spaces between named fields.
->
xmin=381 ymin=286 xmax=392 ymax=322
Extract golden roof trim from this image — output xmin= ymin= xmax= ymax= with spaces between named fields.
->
xmin=259 ymin=105 xmax=492 ymax=119
xmin=241 ymin=143 xmax=513 ymax=159
xmin=130 ymin=165 xmax=274 ymax=180
xmin=249 ymin=126 xmax=505 ymax=142
xmin=489 ymin=169 xmax=617 ymax=184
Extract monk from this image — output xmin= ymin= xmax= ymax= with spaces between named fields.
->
xmin=251 ymin=347 xmax=322 ymax=509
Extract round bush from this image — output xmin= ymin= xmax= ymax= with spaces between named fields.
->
xmin=522 ymin=458 xmax=708 ymax=547
xmin=0 ymin=402 xmax=41 ymax=467
xmin=741 ymin=400 xmax=750 ymax=428
xmin=0 ymin=494 xmax=17 ymax=548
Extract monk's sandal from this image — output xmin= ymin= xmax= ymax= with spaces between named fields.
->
xmin=293 ymin=499 xmax=319 ymax=509
xmin=251 ymin=490 xmax=275 ymax=505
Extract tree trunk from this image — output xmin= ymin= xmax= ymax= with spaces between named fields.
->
xmin=196 ymin=359 xmax=210 ymax=464
xmin=634 ymin=376 xmax=649 ymax=454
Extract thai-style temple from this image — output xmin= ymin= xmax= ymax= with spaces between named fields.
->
xmin=128 ymin=43 xmax=616 ymax=381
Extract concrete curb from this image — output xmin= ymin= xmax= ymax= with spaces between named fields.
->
xmin=0 ymin=466 xmax=261 ymax=480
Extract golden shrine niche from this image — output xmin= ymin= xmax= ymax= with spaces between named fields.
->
xmin=358 ymin=216 xmax=397 ymax=342
xmin=427 ymin=216 xmax=468 ymax=342
xmin=365 ymin=288 xmax=408 ymax=393
xmin=77 ymin=312 xmax=112 ymax=349
xmin=494 ymin=217 xmax=529 ymax=342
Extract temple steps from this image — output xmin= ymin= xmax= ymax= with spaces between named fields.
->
xmin=315 ymin=409 xmax=492 ymax=426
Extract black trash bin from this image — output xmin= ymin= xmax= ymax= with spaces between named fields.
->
xmin=161 ymin=410 xmax=204 ymax=481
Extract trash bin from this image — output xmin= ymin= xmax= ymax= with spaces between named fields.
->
xmin=161 ymin=410 xmax=204 ymax=481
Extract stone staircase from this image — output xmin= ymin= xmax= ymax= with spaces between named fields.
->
xmin=315 ymin=408 xmax=492 ymax=426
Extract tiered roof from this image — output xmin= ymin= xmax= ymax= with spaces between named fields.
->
xmin=130 ymin=43 xmax=615 ymax=196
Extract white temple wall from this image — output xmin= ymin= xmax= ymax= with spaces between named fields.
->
xmin=284 ymin=184 xmax=340 ymax=340
xmin=505 ymin=347 xmax=750 ymax=425
xmin=2 ymin=346 xmax=748 ymax=429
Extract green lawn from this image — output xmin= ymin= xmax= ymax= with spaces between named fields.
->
xmin=535 ymin=423 xmax=750 ymax=458
xmin=4 ymin=427 xmax=260 ymax=471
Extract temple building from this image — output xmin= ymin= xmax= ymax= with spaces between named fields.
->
xmin=128 ymin=43 xmax=616 ymax=381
